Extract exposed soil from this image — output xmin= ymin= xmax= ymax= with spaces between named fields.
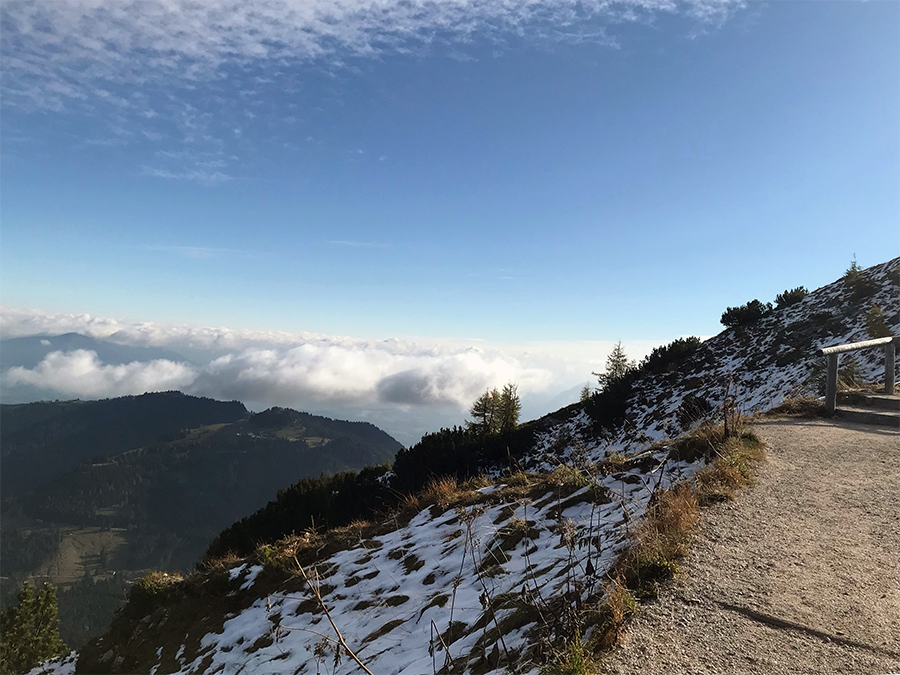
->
xmin=600 ymin=417 xmax=900 ymax=675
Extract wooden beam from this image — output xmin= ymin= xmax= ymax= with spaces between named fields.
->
xmin=819 ymin=336 xmax=896 ymax=356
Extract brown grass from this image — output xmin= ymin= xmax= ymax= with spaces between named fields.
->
xmin=595 ymin=421 xmax=764 ymax=653
xmin=404 ymin=475 xmax=483 ymax=512
xmin=694 ymin=432 xmax=765 ymax=505
xmin=764 ymin=396 xmax=827 ymax=418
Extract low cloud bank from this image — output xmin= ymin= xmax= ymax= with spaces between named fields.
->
xmin=1 ymin=308 xmax=559 ymax=411
xmin=192 ymin=342 xmax=551 ymax=408
xmin=1 ymin=307 xmax=672 ymax=441
xmin=3 ymin=343 xmax=549 ymax=411
xmin=5 ymin=349 xmax=197 ymax=399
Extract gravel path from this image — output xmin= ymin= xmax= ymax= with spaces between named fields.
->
xmin=600 ymin=417 xmax=900 ymax=675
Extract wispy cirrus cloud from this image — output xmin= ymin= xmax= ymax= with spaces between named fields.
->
xmin=1 ymin=0 xmax=745 ymax=111
xmin=140 ymin=166 xmax=235 ymax=185
xmin=3 ymin=0 xmax=746 ymax=183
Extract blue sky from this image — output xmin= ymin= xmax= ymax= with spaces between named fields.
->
xmin=1 ymin=0 xmax=898 ymax=437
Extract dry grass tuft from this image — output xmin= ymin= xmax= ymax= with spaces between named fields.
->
xmin=694 ymin=432 xmax=765 ymax=505
xmin=199 ymin=551 xmax=242 ymax=572
xmin=426 ymin=475 xmax=461 ymax=508
xmin=764 ymin=396 xmax=827 ymax=418
xmin=421 ymin=476 xmax=465 ymax=509
xmin=613 ymin=482 xmax=699 ymax=600
xmin=591 ymin=577 xmax=639 ymax=650
xmin=404 ymin=475 xmax=483 ymax=514
xmin=547 ymin=463 xmax=589 ymax=488
xmin=647 ymin=483 xmax=700 ymax=549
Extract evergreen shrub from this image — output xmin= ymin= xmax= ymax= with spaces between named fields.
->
xmin=720 ymin=299 xmax=772 ymax=328
xmin=774 ymin=286 xmax=808 ymax=309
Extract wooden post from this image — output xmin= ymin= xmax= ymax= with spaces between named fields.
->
xmin=886 ymin=341 xmax=896 ymax=394
xmin=825 ymin=353 xmax=839 ymax=413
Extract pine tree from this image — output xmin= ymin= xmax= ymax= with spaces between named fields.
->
xmin=0 ymin=581 xmax=68 ymax=675
xmin=592 ymin=341 xmax=635 ymax=391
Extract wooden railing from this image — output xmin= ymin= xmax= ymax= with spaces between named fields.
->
xmin=818 ymin=336 xmax=898 ymax=413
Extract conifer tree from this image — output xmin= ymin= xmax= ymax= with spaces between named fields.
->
xmin=468 ymin=388 xmax=501 ymax=436
xmin=468 ymin=384 xmax=520 ymax=436
xmin=0 ymin=581 xmax=68 ymax=675
xmin=497 ymin=383 xmax=521 ymax=434
xmin=864 ymin=304 xmax=893 ymax=339
xmin=592 ymin=341 xmax=635 ymax=391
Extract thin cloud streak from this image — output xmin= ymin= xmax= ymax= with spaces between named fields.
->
xmin=327 ymin=240 xmax=395 ymax=249
xmin=140 ymin=166 xmax=235 ymax=185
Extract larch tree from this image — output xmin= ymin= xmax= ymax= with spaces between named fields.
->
xmin=468 ymin=384 xmax=520 ymax=436
xmin=468 ymin=387 xmax=501 ymax=436
xmin=497 ymin=383 xmax=521 ymax=434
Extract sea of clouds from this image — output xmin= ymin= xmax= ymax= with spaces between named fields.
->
xmin=0 ymin=307 xmax=672 ymax=443
xmin=0 ymin=308 xmax=596 ymax=437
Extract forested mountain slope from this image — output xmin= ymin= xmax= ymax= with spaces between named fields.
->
xmin=0 ymin=392 xmax=247 ymax=496
xmin=1 ymin=397 xmax=401 ymax=648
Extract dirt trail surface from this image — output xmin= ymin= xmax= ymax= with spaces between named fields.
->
xmin=601 ymin=418 xmax=900 ymax=675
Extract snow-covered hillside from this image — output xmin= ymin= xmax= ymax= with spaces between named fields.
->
xmin=522 ymin=256 xmax=899 ymax=472
xmin=35 ymin=257 xmax=898 ymax=675
xmin=77 ymin=452 xmax=696 ymax=675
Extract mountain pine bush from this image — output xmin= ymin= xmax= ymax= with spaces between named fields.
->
xmin=864 ymin=304 xmax=893 ymax=339
xmin=720 ymin=299 xmax=773 ymax=328
xmin=844 ymin=257 xmax=875 ymax=301
xmin=774 ymin=286 xmax=808 ymax=309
